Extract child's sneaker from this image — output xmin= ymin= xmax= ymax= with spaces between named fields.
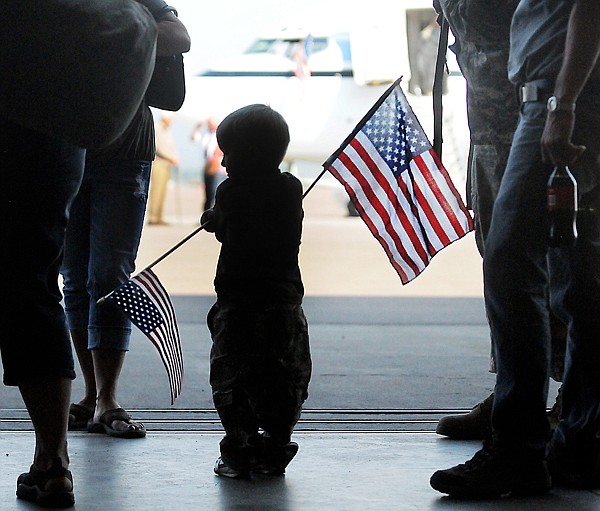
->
xmin=253 ymin=442 xmax=299 ymax=476
xmin=214 ymin=457 xmax=250 ymax=479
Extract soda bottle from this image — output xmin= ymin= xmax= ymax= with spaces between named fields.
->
xmin=547 ymin=165 xmax=577 ymax=247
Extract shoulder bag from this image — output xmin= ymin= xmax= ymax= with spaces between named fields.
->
xmin=145 ymin=54 xmax=186 ymax=111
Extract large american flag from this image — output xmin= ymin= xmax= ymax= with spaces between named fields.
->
xmin=105 ymin=269 xmax=183 ymax=403
xmin=324 ymin=79 xmax=473 ymax=284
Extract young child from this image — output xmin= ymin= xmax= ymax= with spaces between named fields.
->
xmin=201 ymin=104 xmax=312 ymax=478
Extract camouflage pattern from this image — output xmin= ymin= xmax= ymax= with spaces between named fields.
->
xmin=208 ymin=301 xmax=311 ymax=459
xmin=439 ymin=0 xmax=519 ymax=146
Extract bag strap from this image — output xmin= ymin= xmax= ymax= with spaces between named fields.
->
xmin=137 ymin=0 xmax=177 ymax=20
xmin=432 ymin=14 xmax=449 ymax=159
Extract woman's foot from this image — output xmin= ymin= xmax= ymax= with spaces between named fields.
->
xmin=88 ymin=408 xmax=146 ymax=438
xmin=16 ymin=457 xmax=74 ymax=508
xmin=67 ymin=403 xmax=94 ymax=431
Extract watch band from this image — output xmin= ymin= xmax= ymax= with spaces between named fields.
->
xmin=547 ymin=96 xmax=576 ymax=113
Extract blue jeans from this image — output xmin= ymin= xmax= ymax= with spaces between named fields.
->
xmin=61 ymin=159 xmax=150 ymax=351
xmin=1 ymin=119 xmax=84 ymax=385
xmin=484 ymin=101 xmax=600 ymax=456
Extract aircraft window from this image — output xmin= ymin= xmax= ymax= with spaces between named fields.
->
xmin=245 ymin=36 xmax=331 ymax=60
xmin=245 ymin=39 xmax=276 ymax=54
xmin=332 ymin=33 xmax=352 ymax=67
xmin=267 ymin=39 xmax=290 ymax=58
xmin=282 ymin=37 xmax=330 ymax=60
xmin=309 ymin=38 xmax=329 ymax=54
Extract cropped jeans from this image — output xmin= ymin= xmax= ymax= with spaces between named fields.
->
xmin=61 ymin=159 xmax=151 ymax=351
xmin=484 ymin=100 xmax=600 ymax=458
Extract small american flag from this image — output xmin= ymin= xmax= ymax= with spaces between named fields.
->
xmin=105 ymin=269 xmax=183 ymax=403
xmin=324 ymin=78 xmax=473 ymax=284
xmin=294 ymin=35 xmax=313 ymax=81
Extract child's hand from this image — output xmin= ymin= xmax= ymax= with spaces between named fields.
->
xmin=200 ymin=209 xmax=216 ymax=232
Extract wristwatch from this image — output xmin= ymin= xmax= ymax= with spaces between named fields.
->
xmin=547 ymin=96 xmax=576 ymax=113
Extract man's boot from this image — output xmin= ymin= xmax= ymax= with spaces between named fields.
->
xmin=437 ymin=388 xmax=563 ymax=440
xmin=436 ymin=393 xmax=494 ymax=440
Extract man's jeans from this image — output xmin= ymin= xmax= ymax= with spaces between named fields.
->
xmin=61 ymin=159 xmax=150 ymax=351
xmin=484 ymin=101 xmax=600 ymax=456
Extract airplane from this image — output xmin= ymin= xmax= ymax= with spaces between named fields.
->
xmin=173 ymin=1 xmax=452 ymax=179
xmin=178 ymin=28 xmax=391 ymax=169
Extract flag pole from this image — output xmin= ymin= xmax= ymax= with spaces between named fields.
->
xmin=97 ymin=221 xmax=209 ymax=305
xmin=302 ymin=167 xmax=329 ymax=198
xmin=106 ymin=159 xmax=325 ymax=300
xmin=98 ymin=161 xmax=327 ymax=307
xmin=140 ymin=221 xmax=209 ymax=273
xmin=99 ymin=151 xmax=336 ymax=306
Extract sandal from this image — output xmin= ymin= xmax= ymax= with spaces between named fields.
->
xmin=87 ymin=407 xmax=146 ymax=438
xmin=68 ymin=403 xmax=94 ymax=431
xmin=16 ymin=457 xmax=74 ymax=508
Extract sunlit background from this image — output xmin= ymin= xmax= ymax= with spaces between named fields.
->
xmin=156 ymin=0 xmax=465 ymax=187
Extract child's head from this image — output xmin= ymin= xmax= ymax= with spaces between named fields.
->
xmin=216 ymin=104 xmax=290 ymax=174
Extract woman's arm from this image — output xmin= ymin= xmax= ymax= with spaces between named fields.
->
xmin=156 ymin=10 xmax=191 ymax=56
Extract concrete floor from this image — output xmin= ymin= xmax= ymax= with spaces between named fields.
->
xmin=1 ymin=430 xmax=599 ymax=510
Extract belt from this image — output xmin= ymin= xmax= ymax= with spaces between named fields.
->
xmin=519 ymin=79 xmax=554 ymax=103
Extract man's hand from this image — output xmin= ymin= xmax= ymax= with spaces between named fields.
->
xmin=540 ymin=111 xmax=586 ymax=166
xmin=541 ymin=0 xmax=600 ymax=166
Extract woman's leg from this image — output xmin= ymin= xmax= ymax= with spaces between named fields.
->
xmin=86 ymin=160 xmax=150 ymax=433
